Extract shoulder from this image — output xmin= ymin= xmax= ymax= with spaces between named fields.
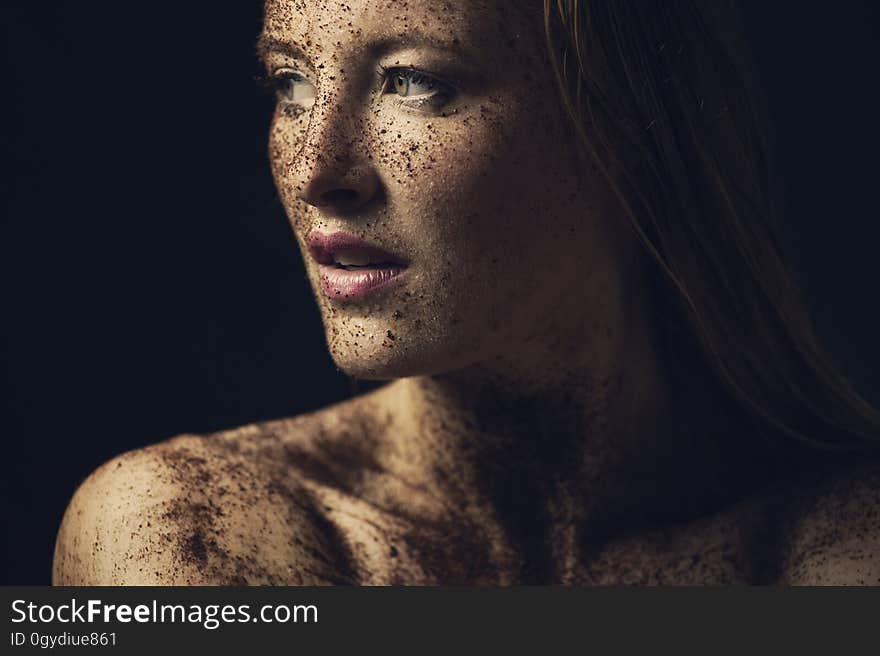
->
xmin=52 ymin=395 xmax=385 ymax=585
xmin=781 ymin=459 xmax=880 ymax=585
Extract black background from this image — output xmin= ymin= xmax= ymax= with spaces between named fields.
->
xmin=2 ymin=1 xmax=878 ymax=585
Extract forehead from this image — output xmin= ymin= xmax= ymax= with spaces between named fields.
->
xmin=262 ymin=0 xmax=541 ymax=60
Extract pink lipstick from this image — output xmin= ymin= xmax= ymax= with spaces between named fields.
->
xmin=307 ymin=232 xmax=409 ymax=300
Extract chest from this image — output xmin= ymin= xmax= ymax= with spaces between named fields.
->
xmin=299 ymin=483 xmax=780 ymax=585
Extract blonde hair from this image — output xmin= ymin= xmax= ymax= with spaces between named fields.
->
xmin=543 ymin=0 xmax=880 ymax=450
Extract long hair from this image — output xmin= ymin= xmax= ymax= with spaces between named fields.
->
xmin=542 ymin=0 xmax=880 ymax=451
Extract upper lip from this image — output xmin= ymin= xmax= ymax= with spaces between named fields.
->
xmin=306 ymin=231 xmax=408 ymax=267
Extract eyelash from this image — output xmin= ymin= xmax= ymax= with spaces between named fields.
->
xmin=255 ymin=70 xmax=308 ymax=97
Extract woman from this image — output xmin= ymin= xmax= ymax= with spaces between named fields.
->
xmin=53 ymin=0 xmax=880 ymax=585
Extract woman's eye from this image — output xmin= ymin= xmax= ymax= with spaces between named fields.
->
xmin=271 ymin=70 xmax=316 ymax=107
xmin=383 ymin=68 xmax=454 ymax=109
xmin=391 ymin=70 xmax=437 ymax=97
xmin=264 ymin=67 xmax=453 ymax=114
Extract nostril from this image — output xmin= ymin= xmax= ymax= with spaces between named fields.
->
xmin=318 ymin=188 xmax=359 ymax=207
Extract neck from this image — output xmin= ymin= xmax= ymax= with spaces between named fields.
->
xmin=376 ymin=285 xmax=740 ymax=567
xmin=393 ymin=351 xmax=668 ymax=513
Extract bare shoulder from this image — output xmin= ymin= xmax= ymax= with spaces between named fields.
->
xmin=52 ymin=391 xmax=390 ymax=586
xmin=780 ymin=459 xmax=880 ymax=585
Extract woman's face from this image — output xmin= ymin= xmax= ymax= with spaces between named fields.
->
xmin=262 ymin=0 xmax=634 ymax=380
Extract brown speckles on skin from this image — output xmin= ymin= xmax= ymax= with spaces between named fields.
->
xmin=54 ymin=429 xmax=359 ymax=585
xmin=182 ymin=532 xmax=210 ymax=565
xmin=776 ymin=465 xmax=880 ymax=585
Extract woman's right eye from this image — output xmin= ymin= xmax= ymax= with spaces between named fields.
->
xmin=270 ymin=69 xmax=316 ymax=108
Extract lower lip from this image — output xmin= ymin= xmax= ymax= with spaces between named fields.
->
xmin=318 ymin=264 xmax=407 ymax=300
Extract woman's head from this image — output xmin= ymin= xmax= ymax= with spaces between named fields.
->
xmin=262 ymin=0 xmax=880 ymax=449
xmin=260 ymin=0 xmax=645 ymax=386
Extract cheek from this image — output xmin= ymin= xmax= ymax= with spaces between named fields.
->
xmin=268 ymin=110 xmax=310 ymax=229
xmin=379 ymin=97 xmax=620 ymax=351
xmin=384 ymin=100 xmax=592 ymax=280
xmin=375 ymin=108 xmax=522 ymax=241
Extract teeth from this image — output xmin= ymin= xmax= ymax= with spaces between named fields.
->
xmin=333 ymin=249 xmax=374 ymax=266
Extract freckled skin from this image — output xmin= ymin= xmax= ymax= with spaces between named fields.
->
xmin=54 ymin=0 xmax=880 ymax=585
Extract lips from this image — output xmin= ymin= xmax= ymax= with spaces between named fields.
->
xmin=307 ymin=232 xmax=406 ymax=267
xmin=306 ymin=231 xmax=408 ymax=300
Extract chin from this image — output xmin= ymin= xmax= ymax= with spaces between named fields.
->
xmin=327 ymin=347 xmax=401 ymax=381
xmin=326 ymin=338 xmax=435 ymax=380
xmin=323 ymin=319 xmax=480 ymax=381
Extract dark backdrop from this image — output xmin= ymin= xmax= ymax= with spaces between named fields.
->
xmin=2 ymin=1 xmax=878 ymax=584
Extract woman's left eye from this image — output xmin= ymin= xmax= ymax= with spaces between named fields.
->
xmin=391 ymin=70 xmax=436 ymax=96
xmin=382 ymin=68 xmax=454 ymax=108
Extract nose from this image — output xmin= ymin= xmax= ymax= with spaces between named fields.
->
xmin=297 ymin=157 xmax=380 ymax=213
xmin=291 ymin=104 xmax=381 ymax=214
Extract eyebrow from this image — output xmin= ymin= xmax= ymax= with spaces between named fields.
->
xmin=255 ymin=31 xmax=469 ymax=67
xmin=256 ymin=34 xmax=308 ymax=64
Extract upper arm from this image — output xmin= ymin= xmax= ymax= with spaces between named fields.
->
xmin=782 ymin=464 xmax=880 ymax=586
xmin=53 ymin=434 xmax=349 ymax=585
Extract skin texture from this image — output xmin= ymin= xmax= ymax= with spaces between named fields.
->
xmin=54 ymin=0 xmax=880 ymax=585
